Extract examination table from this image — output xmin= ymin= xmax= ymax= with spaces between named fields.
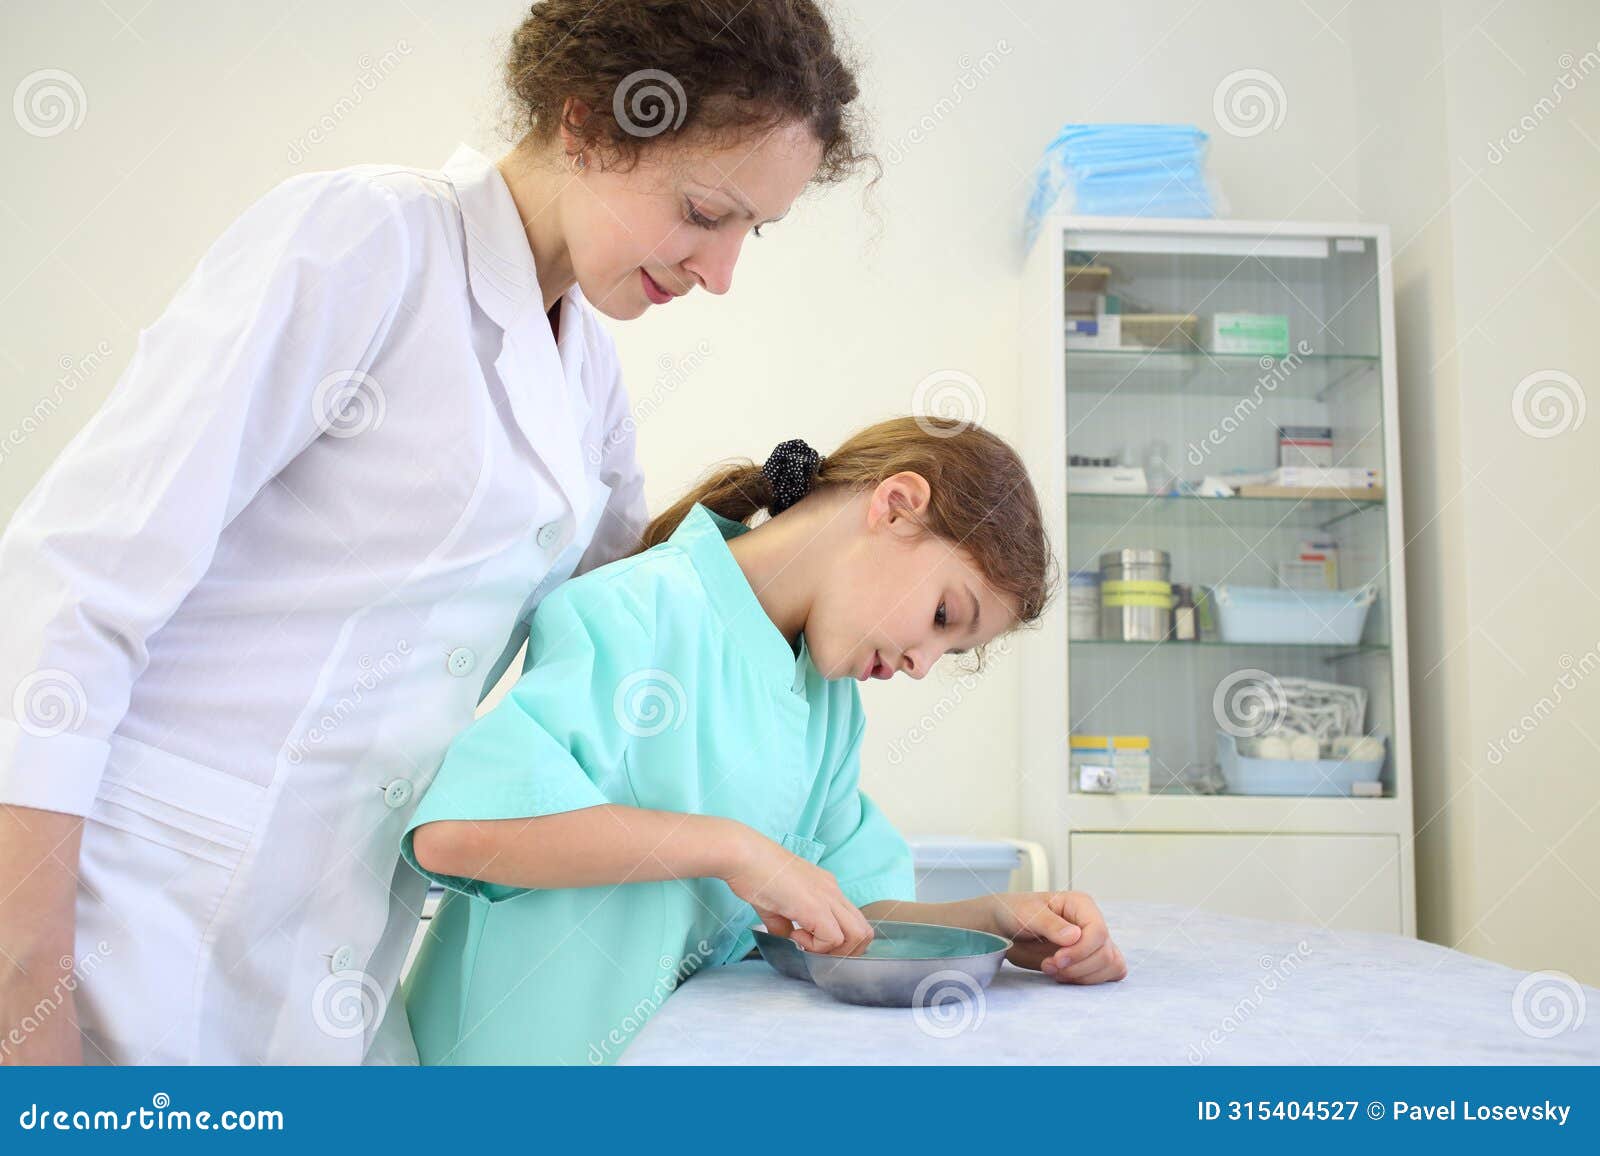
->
xmin=620 ymin=902 xmax=1600 ymax=1064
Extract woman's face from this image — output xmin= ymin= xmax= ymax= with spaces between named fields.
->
xmin=804 ymin=478 xmax=1023 ymax=684
xmin=562 ymin=118 xmax=824 ymax=318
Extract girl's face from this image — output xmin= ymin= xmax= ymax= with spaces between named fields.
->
xmin=805 ymin=477 xmax=1023 ymax=683
xmin=561 ymin=115 xmax=824 ymax=318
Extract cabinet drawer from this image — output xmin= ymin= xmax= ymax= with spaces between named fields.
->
xmin=1069 ymin=832 xmax=1402 ymax=934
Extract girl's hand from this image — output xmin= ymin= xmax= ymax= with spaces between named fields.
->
xmin=986 ymin=890 xmax=1127 ymax=984
xmin=721 ymin=827 xmax=874 ymax=956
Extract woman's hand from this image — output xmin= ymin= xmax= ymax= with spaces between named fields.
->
xmin=720 ymin=827 xmax=874 ymax=956
xmin=985 ymin=890 xmax=1127 ymax=984
xmin=0 ymin=806 xmax=86 ymax=1065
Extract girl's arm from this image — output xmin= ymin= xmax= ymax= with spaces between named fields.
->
xmin=857 ymin=896 xmax=996 ymax=931
xmin=412 ymin=805 xmax=747 ymax=890
xmin=860 ymin=891 xmax=1128 ymax=984
xmin=412 ymin=805 xmax=876 ymax=953
xmin=404 ymin=580 xmax=872 ymax=950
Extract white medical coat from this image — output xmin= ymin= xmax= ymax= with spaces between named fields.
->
xmin=0 ymin=144 xmax=648 ymax=1064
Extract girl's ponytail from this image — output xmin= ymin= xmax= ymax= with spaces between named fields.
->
xmin=633 ymin=440 xmax=825 ymax=552
xmin=629 ymin=417 xmax=1057 ymax=638
xmin=632 ymin=460 xmax=774 ymax=553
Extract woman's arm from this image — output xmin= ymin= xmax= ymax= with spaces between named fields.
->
xmin=0 ymin=178 xmax=411 ymax=1065
xmin=411 ymin=805 xmax=747 ymax=890
xmin=0 ymin=173 xmax=411 ymax=824
xmin=0 ymin=806 xmax=85 ymax=1065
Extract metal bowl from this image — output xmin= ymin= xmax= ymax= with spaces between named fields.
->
xmin=799 ymin=920 xmax=1012 ymax=1008
xmin=749 ymin=925 xmax=814 ymax=981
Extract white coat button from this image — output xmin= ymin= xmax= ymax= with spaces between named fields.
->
xmin=446 ymin=647 xmax=476 ymax=677
xmin=536 ymin=521 xmax=562 ymax=550
xmin=330 ymin=945 xmax=355 ymax=973
xmin=382 ymin=778 xmax=413 ymax=809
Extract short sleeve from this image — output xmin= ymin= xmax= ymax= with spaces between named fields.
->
xmin=814 ymin=716 xmax=918 ymax=909
xmin=401 ymin=579 xmax=649 ymax=901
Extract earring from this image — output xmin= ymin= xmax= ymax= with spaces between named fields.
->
xmin=570 ymin=150 xmax=588 ymax=173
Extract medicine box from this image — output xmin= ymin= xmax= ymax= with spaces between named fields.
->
xmin=1277 ymin=424 xmax=1334 ymax=469
xmin=1210 ymin=312 xmax=1290 ymax=357
xmin=1066 ymin=293 xmax=1122 ymax=349
xmin=1279 ymin=538 xmax=1339 ymax=590
xmin=1067 ymin=465 xmax=1148 ymax=494
xmin=1268 ymin=466 xmax=1382 ymax=489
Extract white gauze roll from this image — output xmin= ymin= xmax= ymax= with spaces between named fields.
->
xmin=1288 ymin=733 xmax=1321 ymax=761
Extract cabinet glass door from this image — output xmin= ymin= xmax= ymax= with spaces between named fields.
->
xmin=1061 ymin=234 xmax=1395 ymax=796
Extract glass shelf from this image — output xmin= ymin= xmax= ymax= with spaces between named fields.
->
xmin=1070 ymin=638 xmax=1389 ymax=656
xmin=1067 ymin=491 xmax=1382 ymax=529
xmin=1126 ymin=784 xmax=1401 ymax=800
xmin=1064 ymin=348 xmax=1379 ymax=398
xmin=1141 ymin=785 xmax=1396 ymax=801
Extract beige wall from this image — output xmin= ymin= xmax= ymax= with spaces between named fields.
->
xmin=3 ymin=1 xmax=1596 ymax=974
xmin=1434 ymin=0 xmax=1597 ymax=978
xmin=1347 ymin=0 xmax=1600 ymax=982
xmin=1347 ymin=1 xmax=1478 ymax=953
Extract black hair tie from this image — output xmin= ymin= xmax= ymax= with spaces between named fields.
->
xmin=761 ymin=439 xmax=823 ymax=515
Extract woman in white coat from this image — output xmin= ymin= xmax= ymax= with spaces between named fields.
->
xmin=0 ymin=0 xmax=866 ymax=1065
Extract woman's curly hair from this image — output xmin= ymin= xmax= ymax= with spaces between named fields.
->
xmin=503 ymin=0 xmax=874 ymax=185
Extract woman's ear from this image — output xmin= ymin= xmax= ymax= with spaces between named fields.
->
xmin=867 ymin=472 xmax=933 ymax=535
xmin=557 ymin=97 xmax=594 ymax=157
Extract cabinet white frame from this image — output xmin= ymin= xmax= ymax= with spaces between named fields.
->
xmin=1016 ymin=215 xmax=1417 ymax=936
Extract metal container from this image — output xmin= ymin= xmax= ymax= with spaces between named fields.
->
xmin=1099 ymin=549 xmax=1173 ymax=640
xmin=1098 ymin=547 xmax=1170 ymax=583
xmin=761 ymin=920 xmax=1012 ymax=1008
xmin=1101 ymin=601 xmax=1171 ymax=641
xmin=803 ymin=921 xmax=1010 ymax=1008
xmin=750 ymin=925 xmax=812 ymax=981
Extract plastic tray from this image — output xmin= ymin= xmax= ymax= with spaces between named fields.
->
xmin=1216 ymin=731 xmax=1385 ymax=796
xmin=1212 ymin=583 xmax=1377 ymax=645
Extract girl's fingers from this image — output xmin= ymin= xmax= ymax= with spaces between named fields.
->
xmin=838 ymin=904 xmax=875 ymax=955
xmin=759 ymin=910 xmax=795 ymax=938
xmin=1015 ymin=904 xmax=1082 ymax=949
xmin=762 ymin=872 xmax=870 ymax=955
xmin=800 ymin=905 xmax=847 ymax=954
xmin=1050 ymin=954 xmax=1103 ymax=983
xmin=1050 ymin=912 xmax=1109 ymax=968
xmin=1055 ymin=942 xmax=1126 ymax=983
xmin=1053 ymin=892 xmax=1110 ymax=945
xmin=1056 ymin=949 xmax=1108 ymax=981
xmin=815 ymin=923 xmax=846 ymax=954
xmin=1078 ymin=949 xmax=1127 ymax=984
xmin=788 ymin=916 xmax=823 ymax=952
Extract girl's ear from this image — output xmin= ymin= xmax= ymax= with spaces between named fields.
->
xmin=868 ymin=472 xmax=933 ymax=535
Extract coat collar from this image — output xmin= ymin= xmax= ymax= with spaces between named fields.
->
xmin=441 ymin=143 xmax=595 ymax=516
xmin=671 ymin=504 xmax=814 ymax=698
xmin=439 ymin=142 xmax=593 ymax=380
xmin=442 ymin=143 xmax=540 ymax=330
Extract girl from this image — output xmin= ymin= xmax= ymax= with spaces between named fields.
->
xmin=0 ymin=0 xmax=871 ymax=1064
xmin=403 ymin=418 xmax=1128 ymax=1065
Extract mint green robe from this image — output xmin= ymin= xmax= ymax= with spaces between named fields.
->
xmin=400 ymin=503 xmax=916 ymax=1064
